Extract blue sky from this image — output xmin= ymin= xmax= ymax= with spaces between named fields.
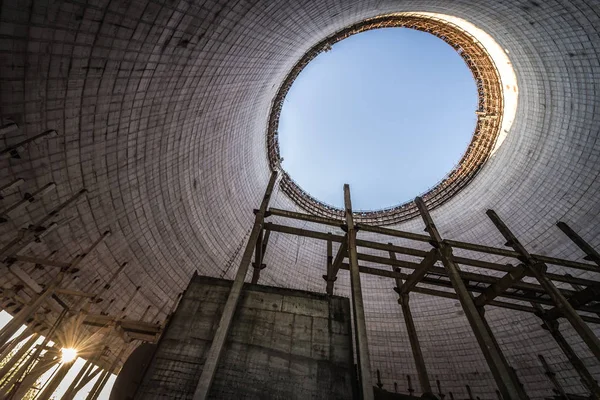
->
xmin=279 ymin=28 xmax=477 ymax=210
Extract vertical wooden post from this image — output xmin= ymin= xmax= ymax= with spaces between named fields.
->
xmin=193 ymin=171 xmax=278 ymax=400
xmin=344 ymin=184 xmax=374 ymax=400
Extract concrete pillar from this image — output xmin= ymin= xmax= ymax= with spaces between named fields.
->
xmin=193 ymin=171 xmax=278 ymax=400
xmin=487 ymin=210 xmax=600 ymax=362
xmin=344 ymin=184 xmax=374 ymax=400
xmin=415 ymin=198 xmax=528 ymax=400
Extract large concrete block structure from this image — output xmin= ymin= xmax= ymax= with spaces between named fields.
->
xmin=134 ymin=275 xmax=356 ymax=399
xmin=0 ymin=0 xmax=599 ymax=399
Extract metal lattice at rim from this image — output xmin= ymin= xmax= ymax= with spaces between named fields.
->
xmin=266 ymin=13 xmax=504 ymax=226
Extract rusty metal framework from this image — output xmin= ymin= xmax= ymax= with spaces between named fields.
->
xmin=267 ymin=14 xmax=504 ymax=225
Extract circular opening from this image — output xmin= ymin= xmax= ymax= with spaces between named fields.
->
xmin=278 ymin=28 xmax=478 ymax=210
xmin=267 ymin=14 xmax=507 ymax=225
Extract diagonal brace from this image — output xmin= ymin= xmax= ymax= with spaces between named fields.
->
xmin=474 ymin=263 xmax=528 ymax=307
xmin=396 ymin=249 xmax=438 ymax=295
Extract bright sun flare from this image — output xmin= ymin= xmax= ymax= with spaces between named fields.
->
xmin=61 ymin=347 xmax=78 ymax=363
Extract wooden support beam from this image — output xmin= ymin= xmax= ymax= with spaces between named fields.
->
xmin=344 ymin=184 xmax=373 ymax=400
xmin=326 ymin=235 xmax=347 ymax=295
xmin=37 ymin=359 xmax=76 ymax=400
xmin=557 ymin=221 xmax=600 ymax=267
xmin=474 ymin=264 xmax=528 ymax=307
xmin=416 ymin=198 xmax=528 ymax=400
xmin=193 ymin=171 xmax=278 ymax=400
xmin=0 ymin=129 xmax=58 ymax=160
xmin=324 ymin=233 xmax=333 ymax=292
xmin=397 ymin=249 xmax=438 ymax=295
xmin=532 ymin=304 xmax=600 ymax=398
xmin=390 ymin=249 xmax=432 ymax=394
xmin=356 ymin=252 xmax=575 ymax=298
xmin=0 ymin=178 xmax=24 ymax=199
xmin=538 ymin=354 xmax=568 ymax=398
xmin=267 ymin=207 xmax=345 ymax=229
xmin=251 ymin=229 xmax=269 ymax=284
xmin=0 ymin=122 xmax=18 ymax=137
xmin=0 ymin=189 xmax=87 ymax=258
xmin=10 ymin=255 xmax=71 ymax=269
xmin=544 ymin=284 xmax=600 ymax=321
xmin=264 ymin=222 xmax=599 ymax=288
xmin=0 ymin=182 xmax=56 ymax=222
xmin=487 ymin=209 xmax=600 ymax=362
xmin=55 ymin=288 xmax=96 ymax=298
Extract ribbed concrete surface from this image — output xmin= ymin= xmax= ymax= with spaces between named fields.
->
xmin=1 ymin=0 xmax=599 ymax=398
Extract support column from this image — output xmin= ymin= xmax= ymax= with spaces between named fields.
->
xmin=534 ymin=304 xmax=600 ymax=398
xmin=87 ymin=345 xmax=127 ymax=400
xmin=0 ymin=284 xmax=59 ymax=347
xmin=36 ymin=359 xmax=76 ymax=400
xmin=326 ymin=237 xmax=347 ymax=295
xmin=538 ymin=354 xmax=568 ymax=398
xmin=487 ymin=210 xmax=600 ymax=361
xmin=323 ymin=233 xmax=333 ymax=292
xmin=62 ymin=347 xmax=105 ymax=400
xmin=556 ymin=221 xmax=600 ymax=267
xmin=193 ymin=171 xmax=278 ymax=400
xmin=0 ymin=325 xmax=34 ymax=362
xmin=86 ymin=370 xmax=111 ymax=400
xmin=0 ymin=332 xmax=39 ymax=383
xmin=389 ymin=249 xmax=432 ymax=394
xmin=251 ymin=229 xmax=269 ymax=284
xmin=415 ymin=198 xmax=528 ymax=400
xmin=6 ymin=347 xmax=61 ymax=399
xmin=344 ymin=184 xmax=374 ymax=400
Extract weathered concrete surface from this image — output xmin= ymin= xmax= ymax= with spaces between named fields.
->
xmin=134 ymin=275 xmax=356 ymax=399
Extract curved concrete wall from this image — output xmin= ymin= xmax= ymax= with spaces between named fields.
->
xmin=1 ymin=0 xmax=599 ymax=398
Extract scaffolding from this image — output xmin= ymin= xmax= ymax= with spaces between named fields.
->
xmin=196 ymin=171 xmax=600 ymax=400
